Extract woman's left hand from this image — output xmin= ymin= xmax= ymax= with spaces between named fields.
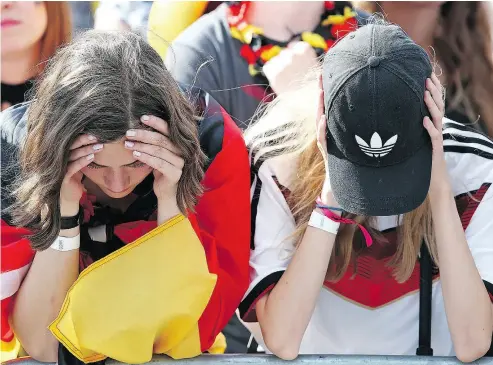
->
xmin=125 ymin=115 xmax=184 ymax=204
xmin=423 ymin=73 xmax=449 ymax=198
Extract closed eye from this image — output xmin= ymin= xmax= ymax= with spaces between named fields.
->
xmin=87 ymin=162 xmax=104 ymax=169
xmin=125 ymin=161 xmax=147 ymax=168
xmin=86 ymin=161 xmax=147 ymax=169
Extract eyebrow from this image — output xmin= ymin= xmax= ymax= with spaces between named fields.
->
xmin=89 ymin=160 xmax=141 ymax=168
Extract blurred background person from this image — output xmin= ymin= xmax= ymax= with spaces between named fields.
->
xmin=1 ymin=1 xmax=71 ymax=111
xmin=147 ymin=1 xmax=223 ymax=61
xmin=94 ymin=1 xmax=153 ymax=38
xmin=69 ymin=1 xmax=94 ymax=32
xmin=354 ymin=1 xmax=493 ymax=136
xmin=164 ymin=1 xmax=361 ymax=129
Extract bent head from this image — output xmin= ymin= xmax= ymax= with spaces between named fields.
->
xmin=246 ymin=23 xmax=437 ymax=282
xmin=82 ymin=141 xmax=152 ymax=199
xmin=14 ymin=30 xmax=205 ymax=249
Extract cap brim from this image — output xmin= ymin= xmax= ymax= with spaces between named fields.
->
xmin=328 ymin=143 xmax=432 ymax=216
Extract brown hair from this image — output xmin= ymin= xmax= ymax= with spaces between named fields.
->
xmin=38 ymin=2 xmax=72 ymax=72
xmin=354 ymin=2 xmax=493 ymax=136
xmin=11 ymin=30 xmax=206 ymax=250
xmin=246 ymin=68 xmax=438 ymax=283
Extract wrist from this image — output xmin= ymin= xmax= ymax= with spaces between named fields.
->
xmin=157 ymin=197 xmax=181 ymax=225
xmin=320 ymin=189 xmax=340 ymax=211
xmin=429 ymin=181 xmax=454 ymax=207
xmin=60 ymin=201 xmax=80 ymax=217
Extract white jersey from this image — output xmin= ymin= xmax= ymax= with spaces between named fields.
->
xmin=240 ymin=119 xmax=493 ymax=356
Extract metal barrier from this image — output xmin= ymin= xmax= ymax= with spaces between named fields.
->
xmin=5 ymin=355 xmax=493 ymax=365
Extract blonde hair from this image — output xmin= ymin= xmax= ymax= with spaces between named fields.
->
xmin=354 ymin=1 xmax=493 ymax=136
xmin=245 ymin=68 xmax=438 ymax=283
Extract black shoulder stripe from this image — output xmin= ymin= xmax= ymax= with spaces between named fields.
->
xmin=443 ymin=121 xmax=492 ymax=139
xmin=249 ymin=148 xmax=266 ymax=251
xmin=239 ymin=270 xmax=285 ymax=321
xmin=444 ymin=145 xmax=493 ymax=160
xmin=443 ymin=133 xmax=493 ymax=150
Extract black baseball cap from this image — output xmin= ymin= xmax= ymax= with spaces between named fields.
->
xmin=323 ymin=23 xmax=433 ymax=216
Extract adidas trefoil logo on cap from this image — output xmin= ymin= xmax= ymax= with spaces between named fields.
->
xmin=355 ymin=132 xmax=398 ymax=158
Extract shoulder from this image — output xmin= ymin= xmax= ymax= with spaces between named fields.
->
xmin=180 ymin=84 xmax=243 ymax=170
xmin=442 ymin=118 xmax=493 ymax=196
xmin=169 ymin=5 xmax=228 ymax=56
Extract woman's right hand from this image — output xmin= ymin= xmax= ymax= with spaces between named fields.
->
xmin=315 ymin=75 xmax=340 ymax=210
xmin=60 ymin=135 xmax=103 ymax=216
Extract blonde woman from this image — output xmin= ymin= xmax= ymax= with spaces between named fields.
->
xmin=241 ymin=24 xmax=493 ymax=361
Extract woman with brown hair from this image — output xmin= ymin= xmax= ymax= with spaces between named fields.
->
xmin=1 ymin=1 xmax=71 ymax=110
xmin=0 ymin=30 xmax=250 ymax=364
xmin=241 ymin=23 xmax=493 ymax=361
xmin=354 ymin=1 xmax=493 ymax=137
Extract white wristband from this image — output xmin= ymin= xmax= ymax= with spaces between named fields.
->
xmin=50 ymin=234 xmax=81 ymax=251
xmin=308 ymin=210 xmax=340 ymax=235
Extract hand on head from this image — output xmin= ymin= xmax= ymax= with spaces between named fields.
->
xmin=315 ymin=74 xmax=340 ymax=208
xmin=124 ymin=115 xmax=184 ymax=204
xmin=423 ymin=73 xmax=448 ymax=197
xmin=60 ymin=134 xmax=103 ymax=216
xmin=61 ymin=115 xmax=183 ymax=217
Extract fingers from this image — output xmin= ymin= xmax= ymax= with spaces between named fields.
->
xmin=124 ymin=140 xmax=184 ymax=168
xmin=316 ymin=85 xmax=324 ymax=122
xmin=426 ymin=76 xmax=444 ymax=113
xmin=423 ymin=116 xmax=443 ymax=153
xmin=69 ymin=143 xmax=103 ymax=162
xmin=66 ymin=153 xmax=94 ymax=179
xmin=140 ymin=115 xmax=170 ymax=136
xmin=424 ymin=90 xmax=443 ymax=130
xmin=430 ymin=73 xmax=443 ymax=100
xmin=316 ymin=114 xmax=328 ymax=156
xmin=70 ymin=134 xmax=98 ymax=151
xmin=126 ymin=129 xmax=180 ymax=155
xmin=132 ymin=150 xmax=182 ymax=182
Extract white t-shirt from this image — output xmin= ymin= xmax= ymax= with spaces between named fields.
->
xmin=240 ymin=119 xmax=493 ymax=356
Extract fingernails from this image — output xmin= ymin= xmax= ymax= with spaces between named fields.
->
xmin=133 ymin=151 xmax=141 ymax=157
xmin=93 ymin=144 xmax=103 ymax=151
xmin=126 ymin=130 xmax=136 ymax=137
xmin=125 ymin=141 xmax=134 ymax=148
xmin=88 ymin=135 xmax=96 ymax=141
xmin=87 ymin=154 xmax=95 ymax=160
xmin=141 ymin=115 xmax=150 ymax=122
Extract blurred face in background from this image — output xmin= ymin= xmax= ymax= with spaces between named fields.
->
xmin=1 ymin=1 xmax=48 ymax=56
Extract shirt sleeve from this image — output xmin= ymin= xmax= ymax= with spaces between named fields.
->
xmin=238 ymin=159 xmax=297 ymax=322
xmin=444 ymin=119 xmax=493 ymax=302
xmin=462 ymin=181 xmax=493 ymax=302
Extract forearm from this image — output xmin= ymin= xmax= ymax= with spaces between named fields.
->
xmin=431 ymin=189 xmax=493 ymax=361
xmin=157 ymin=198 xmax=181 ymax=225
xmin=257 ymin=216 xmax=336 ymax=359
xmin=11 ymin=227 xmax=80 ymax=362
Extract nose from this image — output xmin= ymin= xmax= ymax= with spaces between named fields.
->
xmin=104 ymin=169 xmax=130 ymax=193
